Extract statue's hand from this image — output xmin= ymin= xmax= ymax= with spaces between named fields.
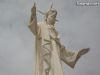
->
xmin=31 ymin=3 xmax=36 ymax=17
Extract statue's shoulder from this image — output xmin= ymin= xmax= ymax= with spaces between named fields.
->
xmin=37 ymin=21 xmax=46 ymax=29
xmin=37 ymin=21 xmax=46 ymax=27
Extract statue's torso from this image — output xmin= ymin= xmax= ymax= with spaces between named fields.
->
xmin=38 ymin=21 xmax=59 ymax=40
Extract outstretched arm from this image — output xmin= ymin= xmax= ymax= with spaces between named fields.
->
xmin=54 ymin=38 xmax=90 ymax=68
xmin=28 ymin=3 xmax=38 ymax=36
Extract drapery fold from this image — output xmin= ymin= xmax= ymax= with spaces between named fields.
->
xmin=29 ymin=21 xmax=81 ymax=75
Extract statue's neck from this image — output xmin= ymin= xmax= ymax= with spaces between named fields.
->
xmin=45 ymin=20 xmax=55 ymax=26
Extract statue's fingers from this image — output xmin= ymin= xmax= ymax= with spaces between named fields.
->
xmin=31 ymin=3 xmax=36 ymax=12
xmin=34 ymin=2 xmax=36 ymax=7
xmin=31 ymin=2 xmax=36 ymax=10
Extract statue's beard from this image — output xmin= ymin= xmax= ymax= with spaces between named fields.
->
xmin=46 ymin=17 xmax=56 ymax=25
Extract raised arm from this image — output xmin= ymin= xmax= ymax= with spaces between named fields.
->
xmin=28 ymin=3 xmax=38 ymax=36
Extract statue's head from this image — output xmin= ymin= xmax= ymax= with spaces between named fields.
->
xmin=45 ymin=8 xmax=57 ymax=25
xmin=45 ymin=5 xmax=57 ymax=25
xmin=38 ymin=4 xmax=58 ymax=25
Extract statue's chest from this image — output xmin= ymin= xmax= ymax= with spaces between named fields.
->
xmin=39 ymin=22 xmax=59 ymax=40
xmin=47 ymin=25 xmax=59 ymax=39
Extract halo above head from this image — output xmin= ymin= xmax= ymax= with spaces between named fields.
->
xmin=47 ymin=3 xmax=57 ymax=14
xmin=37 ymin=3 xmax=56 ymax=15
xmin=37 ymin=4 xmax=58 ymax=22
xmin=49 ymin=3 xmax=53 ymax=10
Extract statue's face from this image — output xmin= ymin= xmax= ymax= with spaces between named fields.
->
xmin=46 ymin=9 xmax=57 ymax=25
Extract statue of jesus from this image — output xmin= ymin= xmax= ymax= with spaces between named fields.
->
xmin=28 ymin=3 xmax=90 ymax=75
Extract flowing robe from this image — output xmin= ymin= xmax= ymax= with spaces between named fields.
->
xmin=28 ymin=21 xmax=80 ymax=75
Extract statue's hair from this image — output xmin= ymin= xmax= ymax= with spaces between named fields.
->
xmin=45 ymin=9 xmax=57 ymax=21
xmin=47 ymin=9 xmax=57 ymax=15
xmin=37 ymin=4 xmax=58 ymax=21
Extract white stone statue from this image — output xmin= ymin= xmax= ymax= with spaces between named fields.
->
xmin=28 ymin=3 xmax=90 ymax=75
